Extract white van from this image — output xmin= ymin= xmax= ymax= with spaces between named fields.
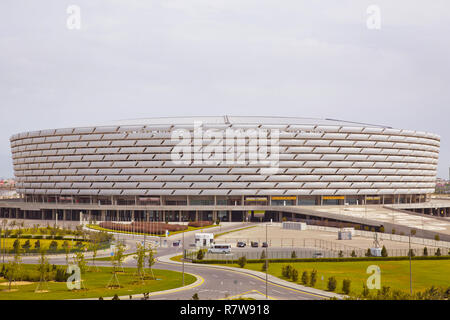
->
xmin=208 ymin=244 xmax=232 ymax=254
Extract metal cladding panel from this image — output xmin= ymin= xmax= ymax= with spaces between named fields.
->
xmin=122 ymin=189 xmax=147 ymax=196
xmin=11 ymin=119 xmax=440 ymax=197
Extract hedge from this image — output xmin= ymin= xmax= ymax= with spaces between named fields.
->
xmin=191 ymin=255 xmax=450 ymax=264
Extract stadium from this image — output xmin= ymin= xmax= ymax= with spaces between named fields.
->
xmin=0 ymin=116 xmax=447 ymax=230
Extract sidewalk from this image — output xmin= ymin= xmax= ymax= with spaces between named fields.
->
xmin=157 ymin=253 xmax=343 ymax=299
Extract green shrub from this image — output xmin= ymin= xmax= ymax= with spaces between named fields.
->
xmin=435 ymin=248 xmax=441 ymax=257
xmin=351 ymin=250 xmax=357 ymax=257
xmin=196 ymin=249 xmax=204 ymax=260
xmin=260 ymin=251 xmax=266 ymax=259
xmin=55 ymin=267 xmax=69 ymax=282
xmin=327 ymin=277 xmax=337 ymax=291
xmin=282 ymin=265 xmax=293 ymax=278
xmin=13 ymin=239 xmax=20 ymax=252
xmin=310 ymin=269 xmax=317 ymax=287
xmin=49 ymin=241 xmax=58 ymax=251
xmin=291 ymin=251 xmax=297 ymax=259
xmin=342 ymin=279 xmax=351 ymax=294
xmin=301 ymin=271 xmax=309 ymax=285
xmin=423 ymin=247 xmax=428 ymax=256
xmin=362 ymin=283 xmax=370 ymax=298
xmin=381 ymin=246 xmax=388 ymax=257
xmin=22 ymin=240 xmax=31 ymax=251
xmin=291 ymin=268 xmax=299 ymax=282
xmin=237 ymin=256 xmax=247 ymax=268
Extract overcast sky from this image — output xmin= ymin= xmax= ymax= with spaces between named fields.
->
xmin=0 ymin=1 xmax=449 ymax=179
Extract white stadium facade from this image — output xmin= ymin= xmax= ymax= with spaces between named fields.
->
xmin=0 ymin=116 xmax=447 ymax=230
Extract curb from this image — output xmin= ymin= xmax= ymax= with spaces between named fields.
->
xmin=157 ymin=253 xmax=342 ymax=299
xmin=76 ymin=271 xmax=204 ymax=300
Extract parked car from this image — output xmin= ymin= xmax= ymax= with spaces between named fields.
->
xmin=236 ymin=241 xmax=246 ymax=248
xmin=262 ymin=242 xmax=268 ymax=248
xmin=251 ymin=241 xmax=259 ymax=248
xmin=172 ymin=240 xmax=181 ymax=247
xmin=312 ymin=252 xmax=323 ymax=258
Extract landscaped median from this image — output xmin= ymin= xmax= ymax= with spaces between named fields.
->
xmin=0 ymin=264 xmax=196 ymax=300
xmin=0 ymin=226 xmax=113 ymax=255
xmin=86 ymin=221 xmax=219 ymax=237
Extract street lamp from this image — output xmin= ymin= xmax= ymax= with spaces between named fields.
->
xmin=265 ymin=222 xmax=268 ymax=299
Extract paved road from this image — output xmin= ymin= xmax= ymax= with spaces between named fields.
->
xmin=6 ymin=222 xmax=329 ymax=300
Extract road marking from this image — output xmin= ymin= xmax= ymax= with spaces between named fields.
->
xmin=158 ymin=260 xmax=329 ymax=299
xmin=220 ymin=289 xmax=276 ymax=300
xmin=273 ymin=289 xmax=282 ymax=294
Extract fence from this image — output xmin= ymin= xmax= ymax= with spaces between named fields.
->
xmin=186 ymin=246 xmax=450 ymax=262
xmin=306 ymin=224 xmax=450 ymax=249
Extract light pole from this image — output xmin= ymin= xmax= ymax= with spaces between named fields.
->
xmin=182 ymin=227 xmax=185 ymax=286
xmin=265 ymin=222 xmax=268 ymax=299
xmin=408 ymin=234 xmax=412 ymax=296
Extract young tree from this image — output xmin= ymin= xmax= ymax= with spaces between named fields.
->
xmin=5 ymin=244 xmax=22 ymax=291
xmin=49 ymin=240 xmax=58 ymax=252
xmin=261 ymin=260 xmax=269 ymax=272
xmin=260 ymin=250 xmax=266 ymax=259
xmin=62 ymin=240 xmax=70 ymax=265
xmin=89 ymin=234 xmax=100 ymax=272
xmin=237 ymin=256 xmax=247 ymax=268
xmin=73 ymin=251 xmax=87 ymax=274
xmin=362 ymin=283 xmax=370 ymax=298
xmin=291 ymin=251 xmax=297 ymax=259
xmin=299 ymin=271 xmax=309 ymax=285
xmin=147 ymin=245 xmax=156 ymax=279
xmin=342 ymin=279 xmax=351 ymax=295
xmin=310 ymin=269 xmax=318 ymax=287
xmin=134 ymin=242 xmax=146 ymax=281
xmin=22 ymin=239 xmax=31 ymax=253
xmin=351 ymin=250 xmax=357 ymax=258
xmin=291 ymin=268 xmax=299 ymax=282
xmin=435 ymin=248 xmax=441 ymax=256
xmin=13 ymin=239 xmax=20 ymax=254
xmin=114 ymin=241 xmax=126 ymax=272
xmin=327 ymin=277 xmax=337 ymax=291
xmin=34 ymin=240 xmax=41 ymax=251
xmin=35 ymin=249 xmax=50 ymax=292
xmin=423 ymin=247 xmax=428 ymax=256
xmin=381 ymin=246 xmax=388 ymax=257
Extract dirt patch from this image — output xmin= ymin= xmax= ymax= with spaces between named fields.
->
xmin=0 ymin=281 xmax=33 ymax=286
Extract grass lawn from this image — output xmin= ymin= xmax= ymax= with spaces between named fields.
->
xmin=0 ymin=265 xmax=196 ymax=300
xmin=219 ymin=260 xmax=450 ymax=295
xmin=86 ymin=224 xmax=219 ymax=236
